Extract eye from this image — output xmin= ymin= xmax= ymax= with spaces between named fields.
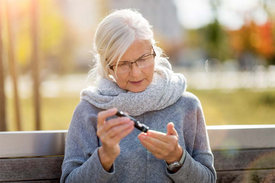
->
xmin=137 ymin=58 xmax=146 ymax=63
xmin=141 ymin=54 xmax=152 ymax=60
xmin=137 ymin=54 xmax=152 ymax=63
xmin=118 ymin=61 xmax=129 ymax=67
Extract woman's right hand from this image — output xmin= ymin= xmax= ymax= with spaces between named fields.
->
xmin=97 ymin=108 xmax=134 ymax=171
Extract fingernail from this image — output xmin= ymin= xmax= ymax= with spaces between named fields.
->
xmin=139 ymin=135 xmax=145 ymax=139
xmin=123 ymin=117 xmax=130 ymax=122
xmin=127 ymin=121 xmax=133 ymax=126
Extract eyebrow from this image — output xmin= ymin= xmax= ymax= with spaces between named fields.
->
xmin=120 ymin=50 xmax=152 ymax=63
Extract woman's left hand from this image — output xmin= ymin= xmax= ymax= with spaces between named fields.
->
xmin=138 ymin=122 xmax=183 ymax=164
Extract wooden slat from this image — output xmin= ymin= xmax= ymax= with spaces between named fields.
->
xmin=0 ymin=156 xmax=63 ymax=182
xmin=217 ymin=169 xmax=275 ymax=183
xmin=213 ymin=148 xmax=275 ymax=171
xmin=9 ymin=180 xmax=59 ymax=183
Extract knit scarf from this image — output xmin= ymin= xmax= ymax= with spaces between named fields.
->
xmin=80 ymin=58 xmax=187 ymax=116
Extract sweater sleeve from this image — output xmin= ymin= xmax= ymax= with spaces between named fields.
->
xmin=166 ymin=98 xmax=217 ymax=183
xmin=60 ymin=101 xmax=116 ymax=183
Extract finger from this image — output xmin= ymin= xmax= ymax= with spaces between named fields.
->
xmin=97 ymin=108 xmax=117 ymax=127
xmin=100 ymin=122 xmax=129 ymax=140
xmin=138 ymin=135 xmax=165 ymax=158
xmin=138 ymin=133 xmax=167 ymax=150
xmin=112 ymin=122 xmax=134 ymax=142
xmin=146 ymin=130 xmax=171 ymax=143
xmin=103 ymin=117 xmax=130 ymax=132
xmin=102 ymin=121 xmax=134 ymax=145
xmin=97 ymin=117 xmax=130 ymax=137
xmin=166 ymin=122 xmax=178 ymax=136
xmin=107 ymin=120 xmax=134 ymax=138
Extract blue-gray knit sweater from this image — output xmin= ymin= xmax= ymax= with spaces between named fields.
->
xmin=61 ymin=92 xmax=216 ymax=183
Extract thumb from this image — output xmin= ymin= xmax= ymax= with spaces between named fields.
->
xmin=166 ymin=122 xmax=178 ymax=136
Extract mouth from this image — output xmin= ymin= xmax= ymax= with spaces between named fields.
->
xmin=129 ymin=79 xmax=144 ymax=85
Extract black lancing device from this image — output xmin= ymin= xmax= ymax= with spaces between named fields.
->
xmin=116 ymin=111 xmax=149 ymax=133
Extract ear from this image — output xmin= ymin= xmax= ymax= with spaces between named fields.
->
xmin=107 ymin=72 xmax=117 ymax=82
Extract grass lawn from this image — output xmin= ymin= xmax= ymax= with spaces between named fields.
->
xmin=191 ymin=89 xmax=275 ymax=125
xmin=7 ymin=96 xmax=80 ymax=131
xmin=6 ymin=88 xmax=275 ymax=131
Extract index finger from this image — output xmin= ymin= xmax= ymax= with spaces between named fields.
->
xmin=97 ymin=108 xmax=117 ymax=126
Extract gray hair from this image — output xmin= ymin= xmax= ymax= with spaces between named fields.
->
xmin=88 ymin=9 xmax=163 ymax=83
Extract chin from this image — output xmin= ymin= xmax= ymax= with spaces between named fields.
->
xmin=128 ymin=86 xmax=147 ymax=93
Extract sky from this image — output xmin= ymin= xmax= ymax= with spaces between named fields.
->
xmin=175 ymin=0 xmax=274 ymax=30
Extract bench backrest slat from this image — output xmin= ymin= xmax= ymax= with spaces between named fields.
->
xmin=214 ymin=148 xmax=275 ymax=171
xmin=0 ymin=157 xmax=63 ymax=182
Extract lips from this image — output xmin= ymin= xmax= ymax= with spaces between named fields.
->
xmin=129 ymin=79 xmax=144 ymax=85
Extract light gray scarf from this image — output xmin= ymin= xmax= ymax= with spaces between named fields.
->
xmin=80 ymin=58 xmax=186 ymax=116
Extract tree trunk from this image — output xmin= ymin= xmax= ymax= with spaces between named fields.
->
xmin=31 ymin=0 xmax=41 ymax=130
xmin=6 ymin=0 xmax=21 ymax=131
xmin=0 ymin=0 xmax=7 ymax=131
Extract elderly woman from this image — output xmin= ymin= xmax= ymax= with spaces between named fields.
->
xmin=61 ymin=9 xmax=216 ymax=183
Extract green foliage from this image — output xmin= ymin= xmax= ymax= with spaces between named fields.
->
xmin=198 ymin=20 xmax=232 ymax=62
xmin=258 ymin=92 xmax=275 ymax=106
xmin=3 ymin=0 xmax=72 ymax=74
xmin=39 ymin=0 xmax=75 ymax=74
xmin=39 ymin=0 xmax=66 ymax=54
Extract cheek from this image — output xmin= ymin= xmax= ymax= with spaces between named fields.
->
xmin=114 ymin=73 xmax=129 ymax=87
xmin=146 ymin=63 xmax=155 ymax=81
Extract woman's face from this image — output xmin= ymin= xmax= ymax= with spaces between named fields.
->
xmin=109 ymin=39 xmax=155 ymax=93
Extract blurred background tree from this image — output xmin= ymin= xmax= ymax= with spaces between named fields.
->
xmin=14 ymin=0 xmax=74 ymax=75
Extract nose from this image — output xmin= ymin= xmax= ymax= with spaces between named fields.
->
xmin=130 ymin=62 xmax=142 ymax=77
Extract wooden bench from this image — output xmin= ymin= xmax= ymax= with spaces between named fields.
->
xmin=1 ymin=125 xmax=274 ymax=183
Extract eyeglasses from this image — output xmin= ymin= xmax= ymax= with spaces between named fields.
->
xmin=109 ymin=49 xmax=156 ymax=74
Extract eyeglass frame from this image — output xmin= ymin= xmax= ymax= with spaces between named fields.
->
xmin=108 ymin=48 xmax=156 ymax=72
